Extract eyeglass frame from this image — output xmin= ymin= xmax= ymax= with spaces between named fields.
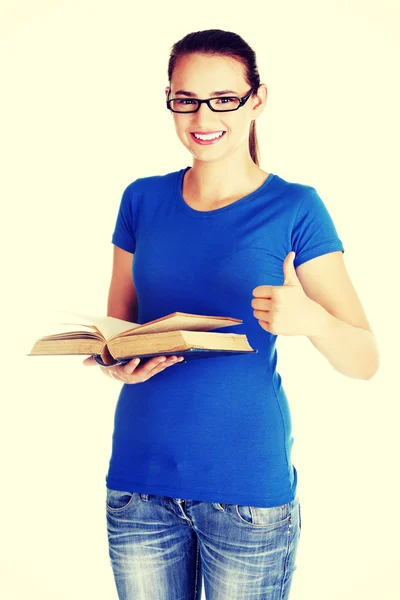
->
xmin=166 ymin=87 xmax=257 ymax=113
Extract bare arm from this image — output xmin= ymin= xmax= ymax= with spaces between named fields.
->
xmin=297 ymin=251 xmax=379 ymax=380
xmin=107 ymin=245 xmax=138 ymax=322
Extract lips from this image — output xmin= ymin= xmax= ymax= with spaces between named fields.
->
xmin=191 ymin=130 xmax=225 ymax=134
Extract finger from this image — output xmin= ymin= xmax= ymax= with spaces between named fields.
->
xmin=124 ymin=356 xmax=184 ymax=383
xmin=147 ymin=356 xmax=183 ymax=373
xmin=118 ymin=358 xmax=168 ymax=384
xmin=253 ymin=310 xmax=272 ymax=322
xmin=120 ymin=357 xmax=143 ymax=375
xmin=252 ymin=297 xmax=272 ymax=310
xmin=139 ymin=360 xmax=172 ymax=381
xmin=253 ymin=285 xmax=274 ymax=298
xmin=138 ymin=356 xmax=181 ymax=379
xmin=142 ymin=356 xmax=169 ymax=375
xmin=116 ymin=357 xmax=166 ymax=381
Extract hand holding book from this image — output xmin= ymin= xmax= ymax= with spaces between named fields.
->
xmin=83 ymin=353 xmax=186 ymax=384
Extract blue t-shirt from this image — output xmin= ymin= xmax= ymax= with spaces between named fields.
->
xmin=105 ymin=166 xmax=344 ymax=508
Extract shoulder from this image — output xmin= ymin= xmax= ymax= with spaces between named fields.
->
xmin=122 ymin=167 xmax=183 ymax=196
xmin=270 ymin=172 xmax=315 ymax=206
xmin=273 ymin=172 xmax=317 ymax=201
xmin=274 ymin=174 xmax=340 ymax=228
xmin=116 ymin=168 xmax=184 ymax=227
xmin=269 ymin=173 xmax=321 ymax=223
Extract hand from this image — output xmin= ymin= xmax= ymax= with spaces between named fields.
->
xmin=82 ymin=354 xmax=185 ymax=384
xmin=251 ymin=251 xmax=322 ymax=336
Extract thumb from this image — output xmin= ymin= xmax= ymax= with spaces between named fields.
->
xmin=283 ymin=251 xmax=299 ymax=286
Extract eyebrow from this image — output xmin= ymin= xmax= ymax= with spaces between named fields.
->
xmin=173 ymin=89 xmax=238 ymax=97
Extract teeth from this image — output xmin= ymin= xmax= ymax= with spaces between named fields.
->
xmin=193 ymin=131 xmax=224 ymax=140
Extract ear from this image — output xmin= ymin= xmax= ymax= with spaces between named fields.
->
xmin=165 ymin=86 xmax=171 ymax=99
xmin=251 ymin=84 xmax=267 ymax=118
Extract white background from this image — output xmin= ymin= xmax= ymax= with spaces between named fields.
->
xmin=1 ymin=1 xmax=399 ymax=598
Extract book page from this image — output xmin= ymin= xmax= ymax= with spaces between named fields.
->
xmin=39 ymin=323 xmax=101 ymax=338
xmin=113 ymin=312 xmax=242 ymax=340
xmin=53 ymin=310 xmax=141 ymax=341
xmin=46 ymin=310 xmax=241 ymax=342
xmin=83 ymin=315 xmax=141 ymax=340
xmin=27 ymin=310 xmax=101 ymax=340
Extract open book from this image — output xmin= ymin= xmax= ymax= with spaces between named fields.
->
xmin=28 ymin=311 xmax=257 ymax=366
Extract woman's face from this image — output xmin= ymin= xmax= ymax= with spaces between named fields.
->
xmin=166 ymin=53 xmax=266 ymax=164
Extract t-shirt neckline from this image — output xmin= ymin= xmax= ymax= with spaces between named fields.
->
xmin=175 ymin=166 xmax=275 ymax=218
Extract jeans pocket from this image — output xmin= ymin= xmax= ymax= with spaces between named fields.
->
xmin=231 ymin=501 xmax=293 ymax=530
xmin=106 ymin=487 xmax=137 ymax=512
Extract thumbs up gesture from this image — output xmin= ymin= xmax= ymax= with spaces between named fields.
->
xmin=251 ymin=251 xmax=321 ymax=336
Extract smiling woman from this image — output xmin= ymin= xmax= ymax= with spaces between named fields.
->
xmin=165 ymin=51 xmax=264 ymax=177
xmin=92 ymin=28 xmax=379 ymax=600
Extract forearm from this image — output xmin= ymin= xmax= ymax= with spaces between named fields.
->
xmin=307 ymin=302 xmax=380 ymax=380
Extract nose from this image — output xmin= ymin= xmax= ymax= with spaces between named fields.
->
xmin=191 ymin=101 xmax=222 ymax=128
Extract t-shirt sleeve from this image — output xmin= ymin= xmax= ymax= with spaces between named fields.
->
xmin=111 ymin=183 xmax=137 ymax=254
xmin=291 ymin=187 xmax=345 ymax=268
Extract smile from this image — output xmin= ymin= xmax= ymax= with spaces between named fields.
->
xmin=190 ymin=131 xmax=226 ymax=145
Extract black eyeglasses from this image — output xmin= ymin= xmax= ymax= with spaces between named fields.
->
xmin=166 ymin=88 xmax=256 ymax=113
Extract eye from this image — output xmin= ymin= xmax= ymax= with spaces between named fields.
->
xmin=217 ymin=97 xmax=236 ymax=104
xmin=176 ymin=99 xmax=195 ymax=105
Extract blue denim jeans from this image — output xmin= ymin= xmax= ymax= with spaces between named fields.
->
xmin=105 ymin=487 xmax=301 ymax=600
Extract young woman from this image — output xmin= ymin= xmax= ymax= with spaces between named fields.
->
xmin=84 ymin=29 xmax=379 ymax=600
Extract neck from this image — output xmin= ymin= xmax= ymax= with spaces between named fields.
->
xmin=184 ymin=152 xmax=269 ymax=205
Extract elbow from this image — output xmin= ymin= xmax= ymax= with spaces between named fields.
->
xmin=363 ymin=346 xmax=380 ymax=380
xmin=340 ymin=350 xmax=380 ymax=381
xmin=364 ymin=362 xmax=380 ymax=380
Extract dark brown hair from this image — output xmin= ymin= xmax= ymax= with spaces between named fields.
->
xmin=167 ymin=29 xmax=261 ymax=166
